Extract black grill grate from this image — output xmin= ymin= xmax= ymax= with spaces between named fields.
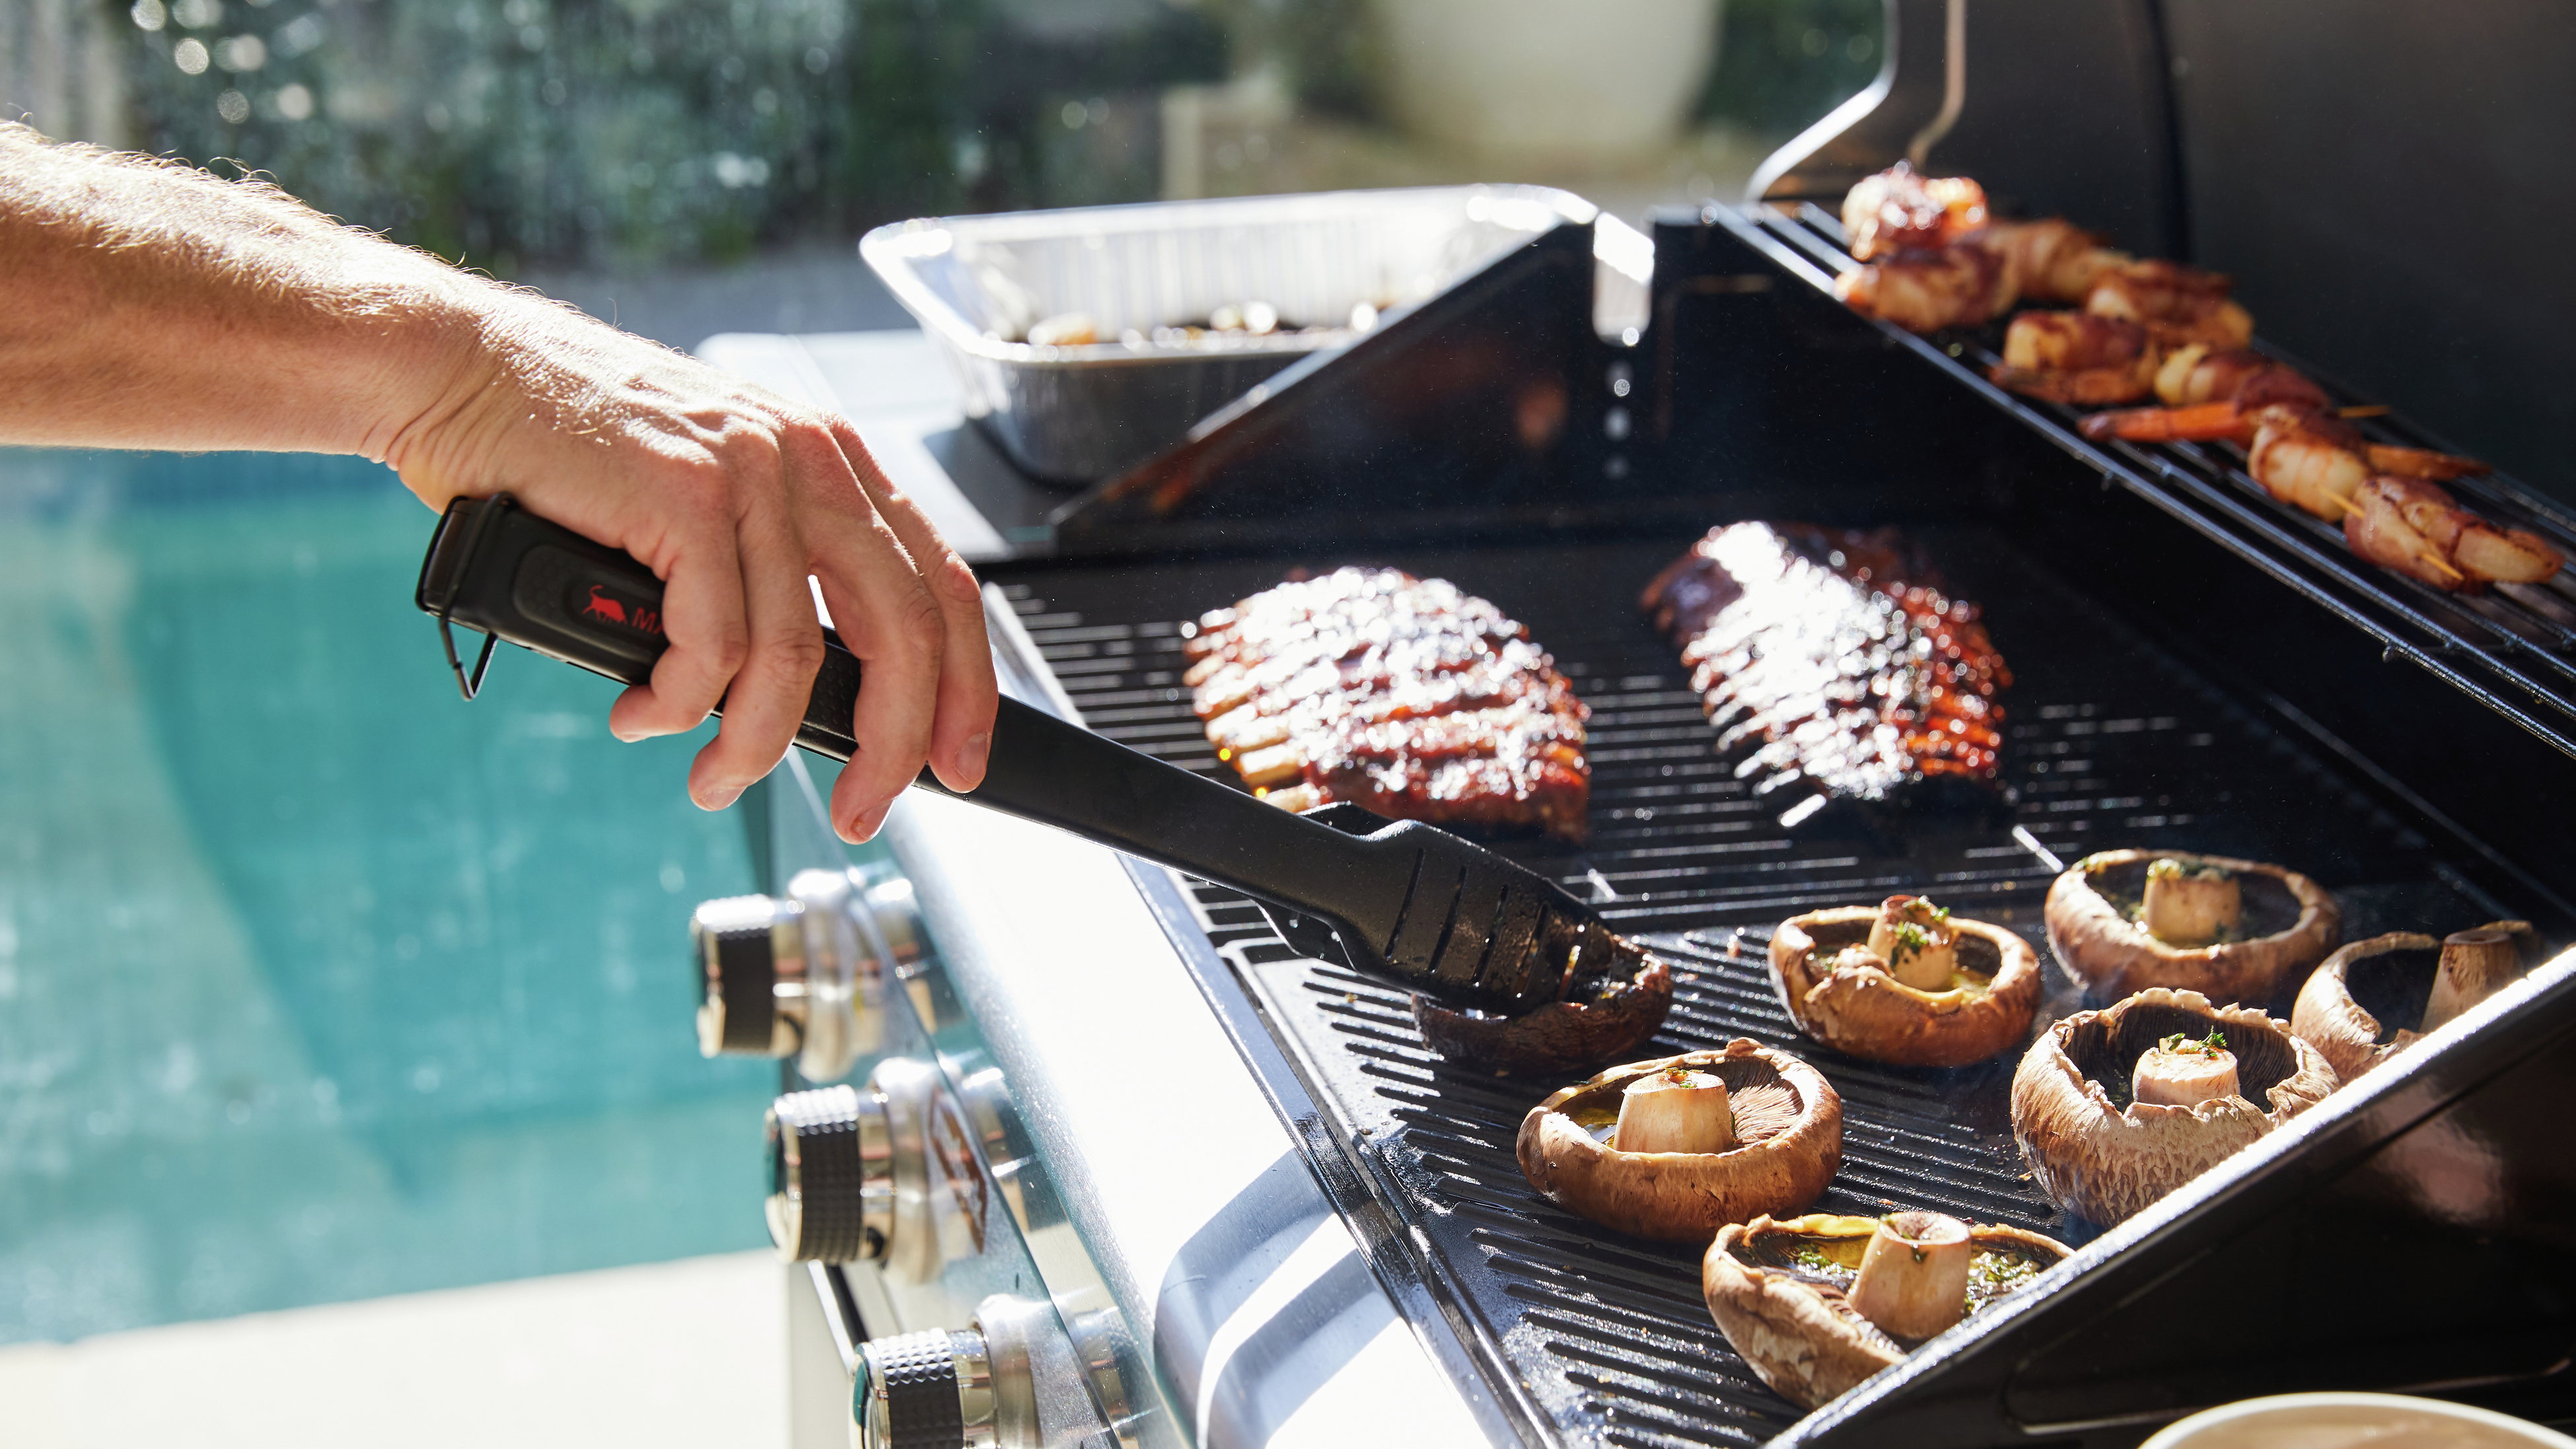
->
xmin=1738 ymin=201 xmax=2576 ymax=760
xmin=993 ymin=531 xmax=2505 ymax=1446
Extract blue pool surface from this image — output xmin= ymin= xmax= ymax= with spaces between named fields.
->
xmin=0 ymin=447 xmax=787 ymax=1343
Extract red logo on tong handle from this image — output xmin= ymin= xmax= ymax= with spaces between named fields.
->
xmin=579 ymin=582 xmax=663 ymax=639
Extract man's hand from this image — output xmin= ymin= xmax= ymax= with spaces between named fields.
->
xmin=0 ymin=124 xmax=993 ymax=839
xmin=393 ymin=295 xmax=996 ymax=836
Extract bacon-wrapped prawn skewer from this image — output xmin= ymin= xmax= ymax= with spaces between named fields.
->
xmin=2076 ymin=402 xmax=2489 ymax=516
xmin=2068 ymin=402 xmax=2553 ymax=592
xmin=1982 ymin=218 xmax=2132 ymax=304
xmin=1841 ymin=161 xmax=1990 ymax=261
xmin=2087 ymin=261 xmax=2254 ymax=350
xmin=1835 ymin=244 xmax=2015 ymax=334
xmin=1838 ymin=223 xmax=2131 ymax=334
xmin=1987 ymin=312 xmax=2157 ymax=404
xmin=2345 ymin=476 xmax=2565 ymax=591
xmin=2153 ymin=345 xmax=2331 ymax=411
xmin=1836 ymin=165 xmax=2133 ymax=332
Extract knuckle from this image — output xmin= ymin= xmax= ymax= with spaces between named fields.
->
xmin=768 ymin=624 xmax=827 ymax=680
xmin=895 ymin=584 xmax=946 ymax=656
xmin=929 ymin=552 xmax=982 ymax=604
xmin=704 ymin=621 xmax=752 ymax=676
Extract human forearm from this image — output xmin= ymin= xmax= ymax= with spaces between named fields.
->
xmin=0 ymin=122 xmax=995 ymax=832
xmin=0 ymin=122 xmax=481 ymax=462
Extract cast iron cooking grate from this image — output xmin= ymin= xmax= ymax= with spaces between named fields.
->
xmin=1730 ymin=201 xmax=2576 ymax=762
xmin=991 ymin=532 xmax=2505 ymax=1446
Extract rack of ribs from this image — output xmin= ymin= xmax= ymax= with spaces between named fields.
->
xmin=1639 ymin=523 xmax=2011 ymax=820
xmin=1184 ymin=567 xmax=1591 ymax=841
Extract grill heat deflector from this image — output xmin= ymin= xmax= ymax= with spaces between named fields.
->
xmin=996 ymin=532 xmax=2503 ymax=1446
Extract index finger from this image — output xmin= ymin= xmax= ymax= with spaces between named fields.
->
xmin=831 ymin=419 xmax=997 ymax=793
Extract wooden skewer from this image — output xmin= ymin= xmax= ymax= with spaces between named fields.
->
xmin=2337 ymin=404 xmax=2392 ymax=419
xmin=2419 ymin=551 xmax=2466 ymax=583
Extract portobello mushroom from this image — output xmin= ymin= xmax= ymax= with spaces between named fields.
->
xmin=1701 ymin=1211 xmax=2069 ymax=1411
xmin=2044 ymin=850 xmax=2340 ymax=1004
xmin=1412 ymin=940 xmax=1672 ymax=1074
xmin=2291 ymin=922 xmax=2542 ymax=1081
xmin=1770 ymin=897 xmax=2043 ymax=1066
xmin=1517 ymin=1040 xmax=1842 ymax=1242
xmin=2012 ymin=987 xmax=2336 ymax=1225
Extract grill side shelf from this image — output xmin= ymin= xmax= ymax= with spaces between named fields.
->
xmin=1692 ymin=202 xmax=2576 ymax=763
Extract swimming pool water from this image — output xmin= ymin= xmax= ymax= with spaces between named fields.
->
xmin=0 ymin=448 xmax=787 ymax=1343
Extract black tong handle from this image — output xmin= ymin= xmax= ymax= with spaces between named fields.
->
xmin=413 ymin=495 xmax=1572 ymax=1008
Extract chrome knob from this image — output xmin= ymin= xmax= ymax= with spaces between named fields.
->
xmin=851 ymin=1297 xmax=1129 ymax=1449
xmin=694 ymin=866 xmax=897 ymax=1082
xmin=767 ymin=1084 xmax=892 ymax=1265
xmin=769 ymin=1058 xmax=941 ymax=1280
xmin=854 ymin=1329 xmax=990 ymax=1449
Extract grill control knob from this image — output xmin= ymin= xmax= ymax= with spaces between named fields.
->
xmin=855 ymin=1329 xmax=988 ymax=1449
xmin=694 ymin=866 xmax=912 ymax=1082
xmin=769 ymin=1057 xmax=941 ymax=1281
xmin=851 ymin=1297 xmax=1129 ymax=1449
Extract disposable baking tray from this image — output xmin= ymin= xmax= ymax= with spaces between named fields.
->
xmin=861 ymin=186 xmax=1620 ymax=483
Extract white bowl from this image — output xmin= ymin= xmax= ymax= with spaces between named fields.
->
xmin=2141 ymin=1393 xmax=2576 ymax=1449
xmin=1372 ymin=0 xmax=1721 ymax=168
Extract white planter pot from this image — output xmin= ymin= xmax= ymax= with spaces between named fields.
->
xmin=1372 ymin=0 xmax=1722 ymax=168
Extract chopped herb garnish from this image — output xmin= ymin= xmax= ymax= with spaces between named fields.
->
xmin=2156 ymin=1029 xmax=2228 ymax=1057
xmin=1890 ymin=921 xmax=1931 ymax=962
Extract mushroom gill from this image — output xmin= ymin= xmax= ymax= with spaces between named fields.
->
xmin=2292 ymin=922 xmax=2542 ymax=1080
xmin=2012 ymin=987 xmax=2337 ymax=1225
xmin=2044 ymin=849 xmax=2340 ymax=1005
xmin=1769 ymin=902 xmax=2043 ymax=1067
xmin=1701 ymin=1212 xmax=2071 ymax=1411
xmin=1517 ymin=1041 xmax=1843 ymax=1242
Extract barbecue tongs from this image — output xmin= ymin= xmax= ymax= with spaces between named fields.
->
xmin=413 ymin=495 xmax=1616 ymax=1012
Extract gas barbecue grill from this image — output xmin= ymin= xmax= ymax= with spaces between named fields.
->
xmin=666 ymin=3 xmax=2576 ymax=1445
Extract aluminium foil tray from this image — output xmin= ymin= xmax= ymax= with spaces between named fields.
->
xmin=860 ymin=186 xmax=1610 ymax=482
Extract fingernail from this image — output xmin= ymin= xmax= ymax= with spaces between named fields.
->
xmin=960 ymin=732 xmax=991 ymax=785
xmin=699 ymin=783 xmax=744 ymax=812
xmin=852 ymin=799 xmax=892 ymax=841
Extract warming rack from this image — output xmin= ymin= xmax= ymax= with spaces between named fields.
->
xmin=1719 ymin=201 xmax=2576 ymax=762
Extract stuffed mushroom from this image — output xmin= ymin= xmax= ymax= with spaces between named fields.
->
xmin=1769 ymin=896 xmax=2043 ymax=1066
xmin=2012 ymin=987 xmax=2336 ymax=1225
xmin=1517 ymin=1040 xmax=1843 ymax=1242
xmin=2291 ymin=921 xmax=2542 ymax=1081
xmin=2044 ymin=850 xmax=2340 ymax=1004
xmin=1412 ymin=938 xmax=1673 ymax=1074
xmin=1701 ymin=1211 xmax=2069 ymax=1410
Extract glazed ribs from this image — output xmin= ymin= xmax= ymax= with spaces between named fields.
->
xmin=1640 ymin=523 xmax=2011 ymax=818
xmin=1185 ymin=567 xmax=1591 ymax=840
